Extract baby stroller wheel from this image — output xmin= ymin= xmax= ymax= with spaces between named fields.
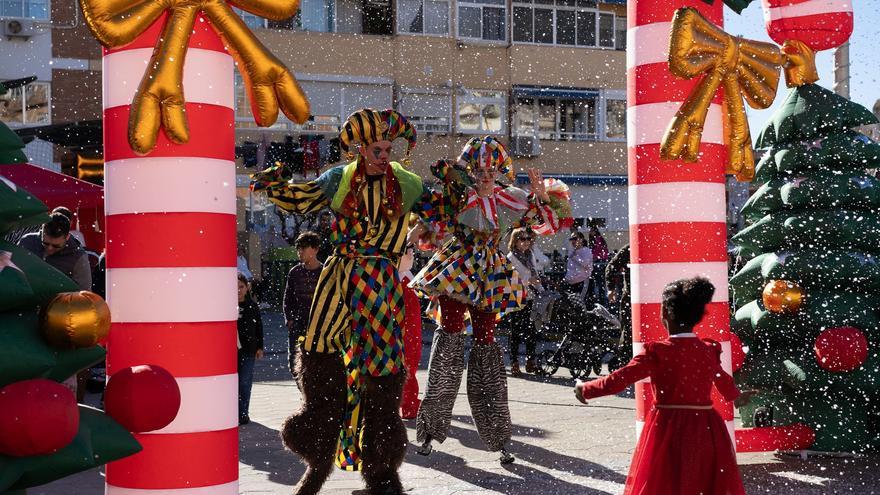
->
xmin=537 ymin=349 xmax=559 ymax=376
xmin=569 ymin=365 xmax=588 ymax=380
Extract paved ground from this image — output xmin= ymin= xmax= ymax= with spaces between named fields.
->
xmin=37 ymin=312 xmax=880 ymax=494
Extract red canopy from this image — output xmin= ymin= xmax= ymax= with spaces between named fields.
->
xmin=0 ymin=163 xmax=105 ymax=251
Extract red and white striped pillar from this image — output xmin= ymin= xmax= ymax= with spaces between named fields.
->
xmin=102 ymin=13 xmax=240 ymax=494
xmin=627 ymin=0 xmax=734 ymax=440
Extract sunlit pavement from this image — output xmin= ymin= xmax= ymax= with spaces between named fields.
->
xmin=38 ymin=311 xmax=880 ymax=494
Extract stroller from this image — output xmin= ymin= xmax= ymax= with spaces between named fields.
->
xmin=533 ymin=289 xmax=629 ymax=379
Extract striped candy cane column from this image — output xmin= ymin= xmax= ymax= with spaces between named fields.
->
xmin=103 ymin=13 xmax=240 ymax=494
xmin=627 ymin=0 xmax=734 ymax=440
xmin=763 ymin=0 xmax=853 ymax=52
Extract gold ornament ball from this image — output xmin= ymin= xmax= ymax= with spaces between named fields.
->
xmin=762 ymin=280 xmax=804 ymax=314
xmin=42 ymin=291 xmax=111 ymax=348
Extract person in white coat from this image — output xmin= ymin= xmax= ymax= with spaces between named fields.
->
xmin=505 ymin=227 xmax=550 ymax=375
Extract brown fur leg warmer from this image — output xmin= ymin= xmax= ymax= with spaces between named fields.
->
xmin=281 ymin=349 xmax=347 ymax=495
xmin=360 ymin=371 xmax=408 ymax=495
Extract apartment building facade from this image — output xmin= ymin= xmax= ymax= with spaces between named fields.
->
xmin=238 ymin=0 xmax=630 ymax=247
xmin=1 ymin=0 xmax=630 ymax=250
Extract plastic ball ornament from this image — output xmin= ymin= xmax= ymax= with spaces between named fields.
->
xmin=762 ymin=280 xmax=803 ymax=314
xmin=814 ymin=326 xmax=868 ymax=373
xmin=104 ymin=365 xmax=181 ymax=433
xmin=0 ymin=379 xmax=79 ymax=456
xmin=42 ymin=291 xmax=111 ymax=348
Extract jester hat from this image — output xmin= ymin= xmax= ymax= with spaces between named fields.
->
xmin=339 ymin=108 xmax=417 ymax=164
xmin=457 ymin=136 xmax=514 ymax=180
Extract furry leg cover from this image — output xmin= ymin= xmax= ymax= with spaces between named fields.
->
xmin=360 ymin=371 xmax=408 ymax=494
xmin=416 ymin=330 xmax=466 ymax=444
xmin=466 ymin=342 xmax=512 ymax=452
xmin=281 ymin=349 xmax=347 ymax=495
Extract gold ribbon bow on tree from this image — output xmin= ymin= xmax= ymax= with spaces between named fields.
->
xmin=660 ymin=7 xmax=818 ymax=181
xmin=79 ymin=0 xmax=311 ymax=155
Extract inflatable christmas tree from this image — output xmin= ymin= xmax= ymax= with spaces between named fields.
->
xmin=0 ymin=125 xmax=141 ymax=491
xmin=731 ymin=83 xmax=880 ymax=452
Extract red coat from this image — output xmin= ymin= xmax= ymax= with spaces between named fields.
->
xmin=581 ymin=335 xmax=744 ymax=495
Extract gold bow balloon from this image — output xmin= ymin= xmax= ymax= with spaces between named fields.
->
xmin=80 ymin=0 xmax=311 ymax=155
xmin=660 ymin=7 xmax=818 ymax=181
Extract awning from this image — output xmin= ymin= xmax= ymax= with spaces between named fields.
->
xmin=15 ymin=120 xmax=102 ymax=151
xmin=512 ymin=86 xmax=599 ymax=100
xmin=515 ymin=173 xmax=627 ymax=186
xmin=0 ymin=163 xmax=105 ymax=250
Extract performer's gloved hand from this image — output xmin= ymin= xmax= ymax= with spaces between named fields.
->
xmin=250 ymin=162 xmax=288 ymax=192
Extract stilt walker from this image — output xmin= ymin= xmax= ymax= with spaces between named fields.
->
xmin=412 ymin=137 xmax=571 ymax=463
xmin=80 ymin=1 xmax=309 ymax=492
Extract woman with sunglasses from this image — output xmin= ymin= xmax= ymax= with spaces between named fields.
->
xmin=409 ymin=136 xmax=571 ymax=464
xmin=505 ymin=227 xmax=549 ymax=376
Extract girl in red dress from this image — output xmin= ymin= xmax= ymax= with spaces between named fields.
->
xmin=575 ymin=276 xmax=750 ymax=495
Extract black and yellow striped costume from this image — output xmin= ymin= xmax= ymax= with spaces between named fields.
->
xmin=264 ymin=160 xmax=442 ymax=470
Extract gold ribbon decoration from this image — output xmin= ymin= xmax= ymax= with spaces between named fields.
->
xmin=660 ymin=7 xmax=818 ymax=181
xmin=80 ymin=0 xmax=311 ymax=155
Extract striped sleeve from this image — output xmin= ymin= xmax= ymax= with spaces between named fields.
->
xmin=266 ymin=180 xmax=329 ymax=214
xmin=517 ymin=180 xmax=572 ymax=235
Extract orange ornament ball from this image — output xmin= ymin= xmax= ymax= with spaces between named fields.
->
xmin=762 ymin=280 xmax=804 ymax=314
xmin=42 ymin=291 xmax=111 ymax=348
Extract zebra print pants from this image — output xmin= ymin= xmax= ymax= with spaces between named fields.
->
xmin=416 ymin=330 xmax=512 ymax=452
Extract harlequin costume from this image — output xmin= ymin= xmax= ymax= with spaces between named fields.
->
xmin=579 ymin=335 xmax=745 ymax=495
xmin=251 ymin=109 xmax=443 ymax=495
xmin=411 ymin=136 xmax=571 ymax=460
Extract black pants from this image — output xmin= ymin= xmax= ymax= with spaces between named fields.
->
xmin=508 ymin=300 xmax=536 ymax=363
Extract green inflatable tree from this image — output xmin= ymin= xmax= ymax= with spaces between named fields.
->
xmin=730 ymin=83 xmax=880 ymax=452
xmin=0 ymin=156 xmax=140 ymax=490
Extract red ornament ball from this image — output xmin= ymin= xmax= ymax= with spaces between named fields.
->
xmin=762 ymin=0 xmax=853 ymax=52
xmin=814 ymin=327 xmax=869 ymax=372
xmin=105 ymin=365 xmax=181 ymax=433
xmin=0 ymin=379 xmax=79 ymax=456
xmin=730 ymin=332 xmax=746 ymax=373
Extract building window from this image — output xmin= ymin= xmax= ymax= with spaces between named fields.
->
xmin=512 ymin=0 xmax=619 ymax=49
xmin=615 ymin=16 xmax=626 ymax=50
xmin=457 ymin=0 xmax=506 ymax=42
xmin=457 ymin=90 xmax=506 ymax=134
xmin=298 ymin=0 xmax=335 ymax=32
xmin=514 ymin=91 xmax=597 ymax=141
xmin=604 ymin=98 xmax=626 ymax=140
xmin=0 ymin=81 xmax=49 ymax=126
xmin=293 ymin=0 xmax=391 ymax=35
xmin=233 ymin=7 xmax=267 ymax=29
xmin=1 ymin=0 xmax=48 ymax=19
xmin=398 ymin=0 xmax=450 ymax=35
xmin=399 ymin=89 xmax=451 ymax=134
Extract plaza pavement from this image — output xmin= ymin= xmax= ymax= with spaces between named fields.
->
xmin=36 ymin=311 xmax=880 ymax=494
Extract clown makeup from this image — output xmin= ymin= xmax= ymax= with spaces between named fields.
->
xmin=471 ymin=166 xmax=498 ymax=197
xmin=361 ymin=140 xmax=394 ymax=175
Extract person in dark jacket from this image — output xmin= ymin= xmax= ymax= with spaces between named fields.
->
xmin=18 ymin=211 xmax=92 ymax=290
xmin=283 ymin=231 xmax=323 ymax=377
xmin=605 ymin=244 xmax=631 ymax=351
xmin=238 ymin=272 xmax=264 ymax=425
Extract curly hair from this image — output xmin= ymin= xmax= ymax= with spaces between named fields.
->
xmin=295 ymin=231 xmax=321 ymax=250
xmin=661 ymin=276 xmax=715 ymax=329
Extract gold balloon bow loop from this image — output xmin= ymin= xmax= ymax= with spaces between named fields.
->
xmin=79 ymin=0 xmax=311 ymax=155
xmin=660 ymin=7 xmax=818 ymax=182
